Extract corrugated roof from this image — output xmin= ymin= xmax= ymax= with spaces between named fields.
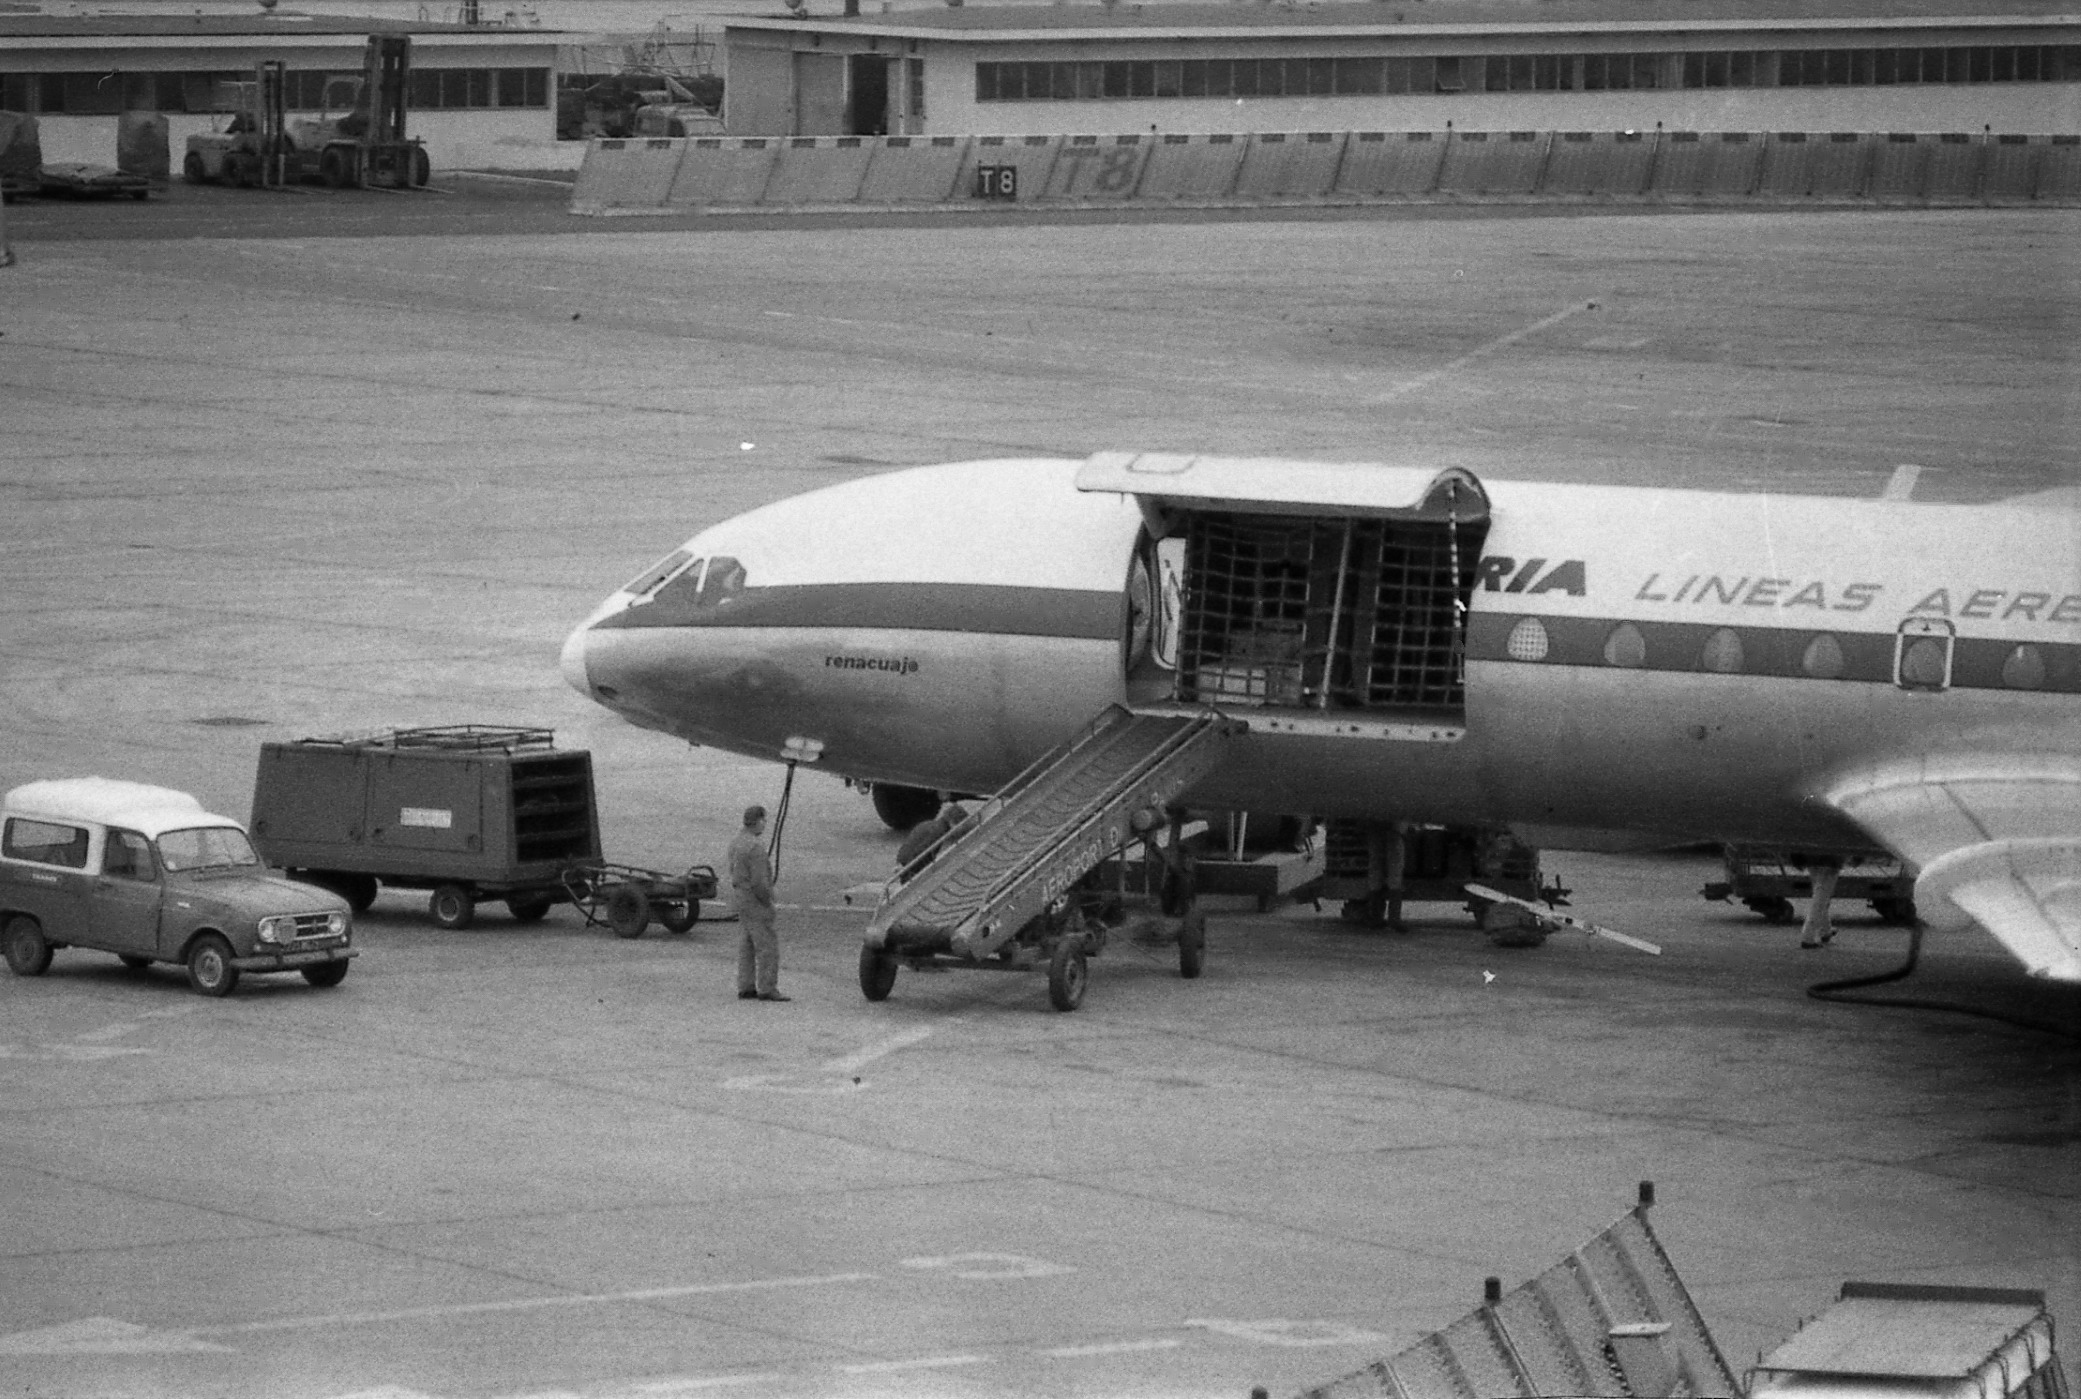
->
xmin=727 ymin=0 xmax=2081 ymax=36
xmin=0 ymin=11 xmax=565 ymax=35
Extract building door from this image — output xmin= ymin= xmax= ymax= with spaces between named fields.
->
xmin=847 ymin=55 xmax=891 ymax=135
xmin=793 ymin=52 xmax=846 ymax=136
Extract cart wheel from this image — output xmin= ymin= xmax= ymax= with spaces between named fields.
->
xmin=607 ymin=884 xmax=650 ymax=939
xmin=1178 ymin=909 xmax=1206 ymax=979
xmin=429 ymin=884 xmax=475 ymax=930
xmin=658 ymin=900 xmax=698 ymax=934
xmin=507 ymin=891 xmax=554 ymax=924
xmin=1047 ymin=940 xmax=1088 ymax=1012
xmin=1745 ymin=896 xmax=1797 ymax=925
xmin=859 ymin=942 xmax=899 ymax=1001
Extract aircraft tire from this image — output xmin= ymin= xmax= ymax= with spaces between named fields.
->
xmin=859 ymin=942 xmax=898 ymax=1001
xmin=1178 ymin=910 xmax=1206 ymax=979
xmin=871 ymin=783 xmax=942 ymax=831
xmin=606 ymin=884 xmax=650 ymax=939
xmin=1047 ymin=940 xmax=1087 ymax=1012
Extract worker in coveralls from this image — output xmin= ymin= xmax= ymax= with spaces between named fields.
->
xmin=728 ymin=805 xmax=787 ymax=1001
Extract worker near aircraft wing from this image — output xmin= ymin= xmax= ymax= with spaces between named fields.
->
xmin=728 ymin=805 xmax=787 ymax=1001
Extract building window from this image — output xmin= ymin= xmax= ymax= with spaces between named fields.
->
xmin=972 ymin=44 xmax=2081 ymax=102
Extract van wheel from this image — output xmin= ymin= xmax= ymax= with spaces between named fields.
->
xmin=302 ymin=960 xmax=349 ymax=988
xmin=186 ymin=934 xmax=238 ymax=997
xmin=429 ymin=885 xmax=475 ymax=929
xmin=3 ymin=916 xmax=52 ymax=976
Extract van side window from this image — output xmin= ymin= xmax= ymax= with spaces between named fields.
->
xmin=103 ymin=830 xmax=155 ymax=881
xmin=3 ymin=817 xmax=90 ymax=869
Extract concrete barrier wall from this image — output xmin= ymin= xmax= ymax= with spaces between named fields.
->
xmin=1436 ymin=130 xmax=1552 ymax=196
xmin=1039 ymin=134 xmax=1153 ymax=201
xmin=572 ymin=129 xmax=2081 ymax=214
xmin=1333 ymin=131 xmax=1446 ymax=198
xmin=765 ymin=136 xmax=875 ymax=205
xmin=1137 ymin=132 xmax=1247 ymax=202
xmin=1233 ymin=131 xmax=1347 ymax=200
xmin=664 ymin=138 xmax=780 ymax=208
xmin=857 ymin=135 xmax=970 ymax=204
xmin=1542 ymin=131 xmax=1654 ymax=198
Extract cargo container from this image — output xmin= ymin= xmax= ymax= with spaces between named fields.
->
xmin=250 ymin=725 xmax=600 ymax=928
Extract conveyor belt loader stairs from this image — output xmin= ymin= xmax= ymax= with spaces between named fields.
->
xmin=1297 ymin=1183 xmax=1741 ymax=1399
xmin=862 ymin=704 xmax=1238 ymax=1008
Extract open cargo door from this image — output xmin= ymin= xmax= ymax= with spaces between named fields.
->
xmin=1080 ymin=452 xmax=1489 ymax=741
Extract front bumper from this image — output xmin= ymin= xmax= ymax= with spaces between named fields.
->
xmin=231 ymin=945 xmax=357 ymax=971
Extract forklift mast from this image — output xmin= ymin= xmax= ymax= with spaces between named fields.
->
xmin=256 ymin=61 xmax=287 ymax=186
xmin=367 ymin=34 xmax=410 ymax=145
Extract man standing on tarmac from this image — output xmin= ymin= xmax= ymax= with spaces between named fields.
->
xmin=728 ymin=805 xmax=788 ymax=1001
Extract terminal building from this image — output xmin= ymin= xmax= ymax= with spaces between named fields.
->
xmin=719 ymin=0 xmax=2081 ymax=138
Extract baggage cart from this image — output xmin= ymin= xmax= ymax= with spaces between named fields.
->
xmin=560 ymin=862 xmax=717 ymax=939
xmin=1701 ymin=846 xmax=1917 ymax=924
xmin=249 ymin=725 xmax=601 ymax=928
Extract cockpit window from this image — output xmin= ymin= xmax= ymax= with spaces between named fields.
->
xmin=622 ymin=549 xmax=694 ymax=601
xmin=696 ymin=557 xmax=746 ymax=608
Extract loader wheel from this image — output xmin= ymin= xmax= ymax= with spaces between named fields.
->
xmin=320 ymin=148 xmax=349 ymax=189
xmin=607 ymin=884 xmax=650 ymax=939
xmin=1047 ymin=940 xmax=1088 ymax=1012
xmin=429 ymin=884 xmax=475 ymax=930
xmin=659 ymin=900 xmax=698 ymax=934
xmin=410 ymin=146 xmax=430 ymax=188
xmin=859 ymin=942 xmax=898 ymax=1001
xmin=1178 ymin=909 xmax=1206 ymax=980
xmin=183 ymin=152 xmax=206 ymax=185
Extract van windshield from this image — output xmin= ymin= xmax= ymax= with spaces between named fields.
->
xmin=157 ymin=826 xmax=260 ymax=872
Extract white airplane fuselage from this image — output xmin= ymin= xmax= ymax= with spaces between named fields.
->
xmin=562 ymin=458 xmax=2081 ymax=862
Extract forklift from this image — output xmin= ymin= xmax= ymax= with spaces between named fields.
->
xmin=184 ymin=36 xmax=428 ymax=191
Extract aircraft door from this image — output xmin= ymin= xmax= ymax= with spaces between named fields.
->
xmin=1895 ymin=617 xmax=1954 ymax=691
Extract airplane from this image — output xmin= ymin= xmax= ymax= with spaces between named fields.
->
xmin=559 ymin=451 xmax=2081 ymax=984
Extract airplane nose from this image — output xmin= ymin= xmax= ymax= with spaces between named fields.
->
xmin=559 ymin=621 xmax=592 ymax=697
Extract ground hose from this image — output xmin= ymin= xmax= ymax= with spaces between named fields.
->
xmin=1808 ymin=922 xmax=2081 ymax=1041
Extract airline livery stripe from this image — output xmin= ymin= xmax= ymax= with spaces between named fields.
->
xmin=595 ymin=582 xmax=1120 ymax=640
xmin=1468 ymin=614 xmax=2081 ymax=692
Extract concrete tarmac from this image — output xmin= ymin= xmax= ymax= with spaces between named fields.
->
xmin=0 ymin=190 xmax=2076 ymax=1399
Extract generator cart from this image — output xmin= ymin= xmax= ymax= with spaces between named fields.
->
xmin=249 ymin=725 xmax=600 ymax=928
xmin=561 ymin=861 xmax=717 ymax=939
xmin=1701 ymin=845 xmax=1918 ymax=925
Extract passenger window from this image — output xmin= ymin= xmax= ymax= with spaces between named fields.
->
xmin=2002 ymin=644 xmax=2046 ymax=690
xmin=1699 ymin=628 xmax=1745 ymax=673
xmin=1602 ymin=622 xmax=1646 ymax=668
xmin=1802 ymin=633 xmax=1846 ymax=679
xmin=3 ymin=817 xmax=90 ymax=869
xmin=103 ymin=829 xmax=155 ymax=880
xmin=1505 ymin=617 xmax=1549 ymax=661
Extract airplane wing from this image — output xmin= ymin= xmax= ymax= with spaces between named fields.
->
xmin=1825 ymin=757 xmax=2081 ymax=982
